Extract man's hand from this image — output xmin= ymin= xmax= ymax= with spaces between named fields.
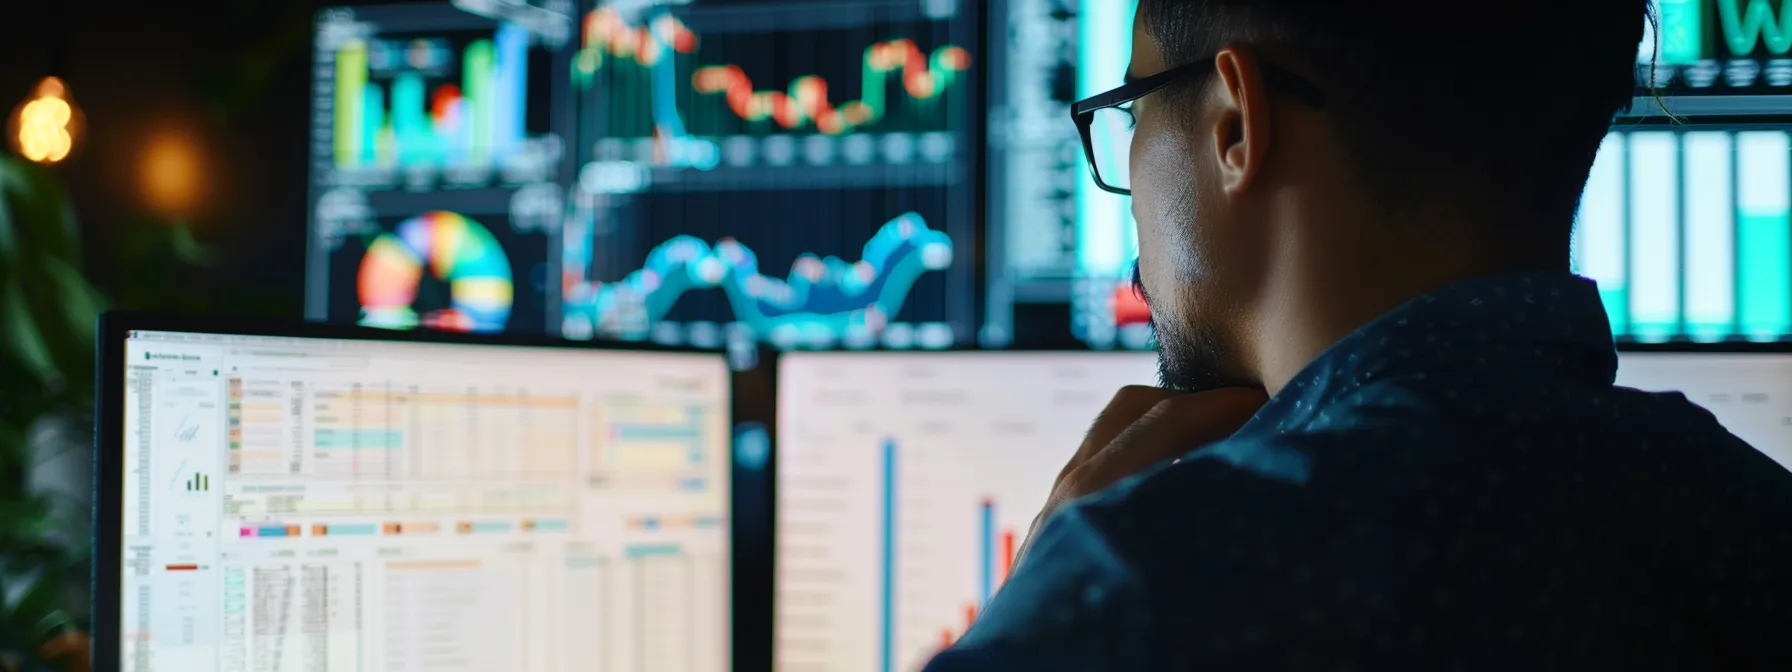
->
xmin=1016 ymin=385 xmax=1270 ymax=565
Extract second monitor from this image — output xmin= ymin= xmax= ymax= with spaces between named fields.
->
xmin=774 ymin=350 xmax=1158 ymax=672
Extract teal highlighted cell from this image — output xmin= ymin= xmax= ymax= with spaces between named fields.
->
xmin=469 ymin=521 xmax=512 ymax=534
xmin=313 ymin=428 xmax=402 ymax=449
xmin=625 ymin=543 xmax=682 ymax=559
xmin=321 ymin=524 xmax=379 ymax=536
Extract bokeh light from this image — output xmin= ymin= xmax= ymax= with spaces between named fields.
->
xmin=9 ymin=77 xmax=81 ymax=164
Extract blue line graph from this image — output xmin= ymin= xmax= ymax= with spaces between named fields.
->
xmin=648 ymin=19 xmax=721 ymax=170
xmin=566 ymin=212 xmax=953 ymax=340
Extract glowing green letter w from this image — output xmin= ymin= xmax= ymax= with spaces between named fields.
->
xmin=1721 ymin=0 xmax=1792 ymax=56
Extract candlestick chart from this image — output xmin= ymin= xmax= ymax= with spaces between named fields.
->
xmin=572 ymin=6 xmax=970 ymax=170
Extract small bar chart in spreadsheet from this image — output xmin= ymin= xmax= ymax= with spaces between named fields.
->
xmin=1575 ymin=128 xmax=1792 ymax=342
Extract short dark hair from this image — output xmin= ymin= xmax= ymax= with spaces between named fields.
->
xmin=1138 ymin=0 xmax=1649 ymax=243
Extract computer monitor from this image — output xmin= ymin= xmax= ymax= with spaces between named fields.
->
xmin=558 ymin=0 xmax=980 ymax=352
xmin=773 ymin=350 xmax=1158 ymax=671
xmin=306 ymin=2 xmax=578 ymax=335
xmin=94 ymin=313 xmax=732 ymax=671
xmin=1616 ymin=345 xmax=1792 ymax=470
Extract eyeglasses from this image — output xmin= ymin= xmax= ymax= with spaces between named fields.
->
xmin=1071 ymin=57 xmax=1329 ymax=196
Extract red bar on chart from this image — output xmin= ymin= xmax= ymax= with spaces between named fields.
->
xmin=999 ymin=530 xmax=1015 ymax=585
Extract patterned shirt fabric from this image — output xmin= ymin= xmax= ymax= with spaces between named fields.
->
xmin=924 ymin=271 xmax=1792 ymax=671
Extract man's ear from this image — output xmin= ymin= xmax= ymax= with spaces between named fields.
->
xmin=1209 ymin=48 xmax=1271 ymax=196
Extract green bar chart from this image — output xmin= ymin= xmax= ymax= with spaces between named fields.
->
xmin=1575 ymin=128 xmax=1792 ymax=342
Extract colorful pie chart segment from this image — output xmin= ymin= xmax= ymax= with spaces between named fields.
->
xmin=357 ymin=211 xmax=514 ymax=333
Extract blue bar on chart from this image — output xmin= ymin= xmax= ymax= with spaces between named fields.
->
xmin=880 ymin=438 xmax=898 ymax=672
xmin=1576 ymin=133 xmax=1629 ymax=333
xmin=1736 ymin=131 xmax=1792 ymax=340
xmin=494 ymin=23 xmax=529 ymax=157
xmin=1628 ymin=132 xmax=1681 ymax=341
xmin=979 ymin=498 xmax=994 ymax=605
xmin=1683 ymin=132 xmax=1736 ymax=340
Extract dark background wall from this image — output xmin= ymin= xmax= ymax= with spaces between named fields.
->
xmin=0 ymin=0 xmax=398 ymax=317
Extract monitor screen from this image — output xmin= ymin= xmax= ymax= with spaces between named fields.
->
xmin=1574 ymin=127 xmax=1792 ymax=344
xmin=306 ymin=2 xmax=578 ymax=335
xmin=559 ymin=0 xmax=980 ymax=352
xmin=774 ymin=350 xmax=1157 ymax=671
xmin=985 ymin=0 xmax=1148 ymax=350
xmin=112 ymin=327 xmax=730 ymax=671
xmin=1615 ymin=350 xmax=1792 ymax=469
xmin=1638 ymin=0 xmax=1792 ymax=97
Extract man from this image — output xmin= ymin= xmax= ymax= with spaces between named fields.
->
xmin=927 ymin=0 xmax=1792 ymax=669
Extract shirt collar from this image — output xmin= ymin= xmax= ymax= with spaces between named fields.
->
xmin=1239 ymin=271 xmax=1617 ymax=433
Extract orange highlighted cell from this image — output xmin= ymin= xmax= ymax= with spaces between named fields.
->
xmin=164 ymin=564 xmax=199 ymax=572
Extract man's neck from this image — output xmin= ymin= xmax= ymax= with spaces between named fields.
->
xmin=1251 ymin=226 xmax=1565 ymax=396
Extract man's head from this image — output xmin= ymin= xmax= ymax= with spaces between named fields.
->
xmin=1119 ymin=0 xmax=1648 ymax=392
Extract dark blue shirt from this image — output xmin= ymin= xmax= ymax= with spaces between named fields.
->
xmin=926 ymin=272 xmax=1792 ymax=671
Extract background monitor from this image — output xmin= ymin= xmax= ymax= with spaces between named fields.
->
xmin=773 ymin=350 xmax=1157 ymax=672
xmin=95 ymin=314 xmax=732 ymax=671
xmin=306 ymin=2 xmax=578 ymax=335
xmin=1616 ymin=345 xmax=1792 ymax=469
xmin=558 ymin=0 xmax=981 ymax=352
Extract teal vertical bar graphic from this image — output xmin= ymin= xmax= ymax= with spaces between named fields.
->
xmin=1657 ymin=0 xmax=1704 ymax=65
xmin=494 ymin=23 xmax=529 ymax=157
xmin=361 ymin=84 xmax=383 ymax=165
xmin=465 ymin=39 xmax=495 ymax=164
xmin=392 ymin=73 xmax=426 ymax=166
xmin=1628 ymin=132 xmax=1680 ymax=341
xmin=1577 ymin=133 xmax=1630 ymax=334
xmin=879 ymin=438 xmax=896 ymax=672
xmin=1075 ymin=1 xmax=1139 ymax=278
xmin=1736 ymin=131 xmax=1792 ymax=339
xmin=1684 ymin=132 xmax=1736 ymax=341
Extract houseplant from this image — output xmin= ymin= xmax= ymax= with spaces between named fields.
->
xmin=0 ymin=152 xmax=102 ymax=672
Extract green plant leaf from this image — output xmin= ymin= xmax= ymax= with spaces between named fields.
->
xmin=0 ymin=157 xmax=76 ymax=264
xmin=167 ymin=224 xmax=217 ymax=267
xmin=5 ymin=572 xmax=67 ymax=650
xmin=39 ymin=259 xmax=103 ymax=319
xmin=0 ymin=156 xmax=18 ymax=266
xmin=0 ymin=280 xmax=59 ymax=386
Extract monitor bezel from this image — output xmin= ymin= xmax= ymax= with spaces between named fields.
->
xmin=91 ymin=310 xmax=729 ymax=670
xmin=1617 ymin=341 xmax=1792 ymax=354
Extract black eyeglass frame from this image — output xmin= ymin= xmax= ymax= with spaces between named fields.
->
xmin=1071 ymin=57 xmax=1329 ymax=195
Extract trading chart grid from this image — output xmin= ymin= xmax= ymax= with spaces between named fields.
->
xmin=560 ymin=0 xmax=980 ymax=352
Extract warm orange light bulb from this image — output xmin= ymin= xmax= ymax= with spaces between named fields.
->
xmin=12 ymin=77 xmax=78 ymax=164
